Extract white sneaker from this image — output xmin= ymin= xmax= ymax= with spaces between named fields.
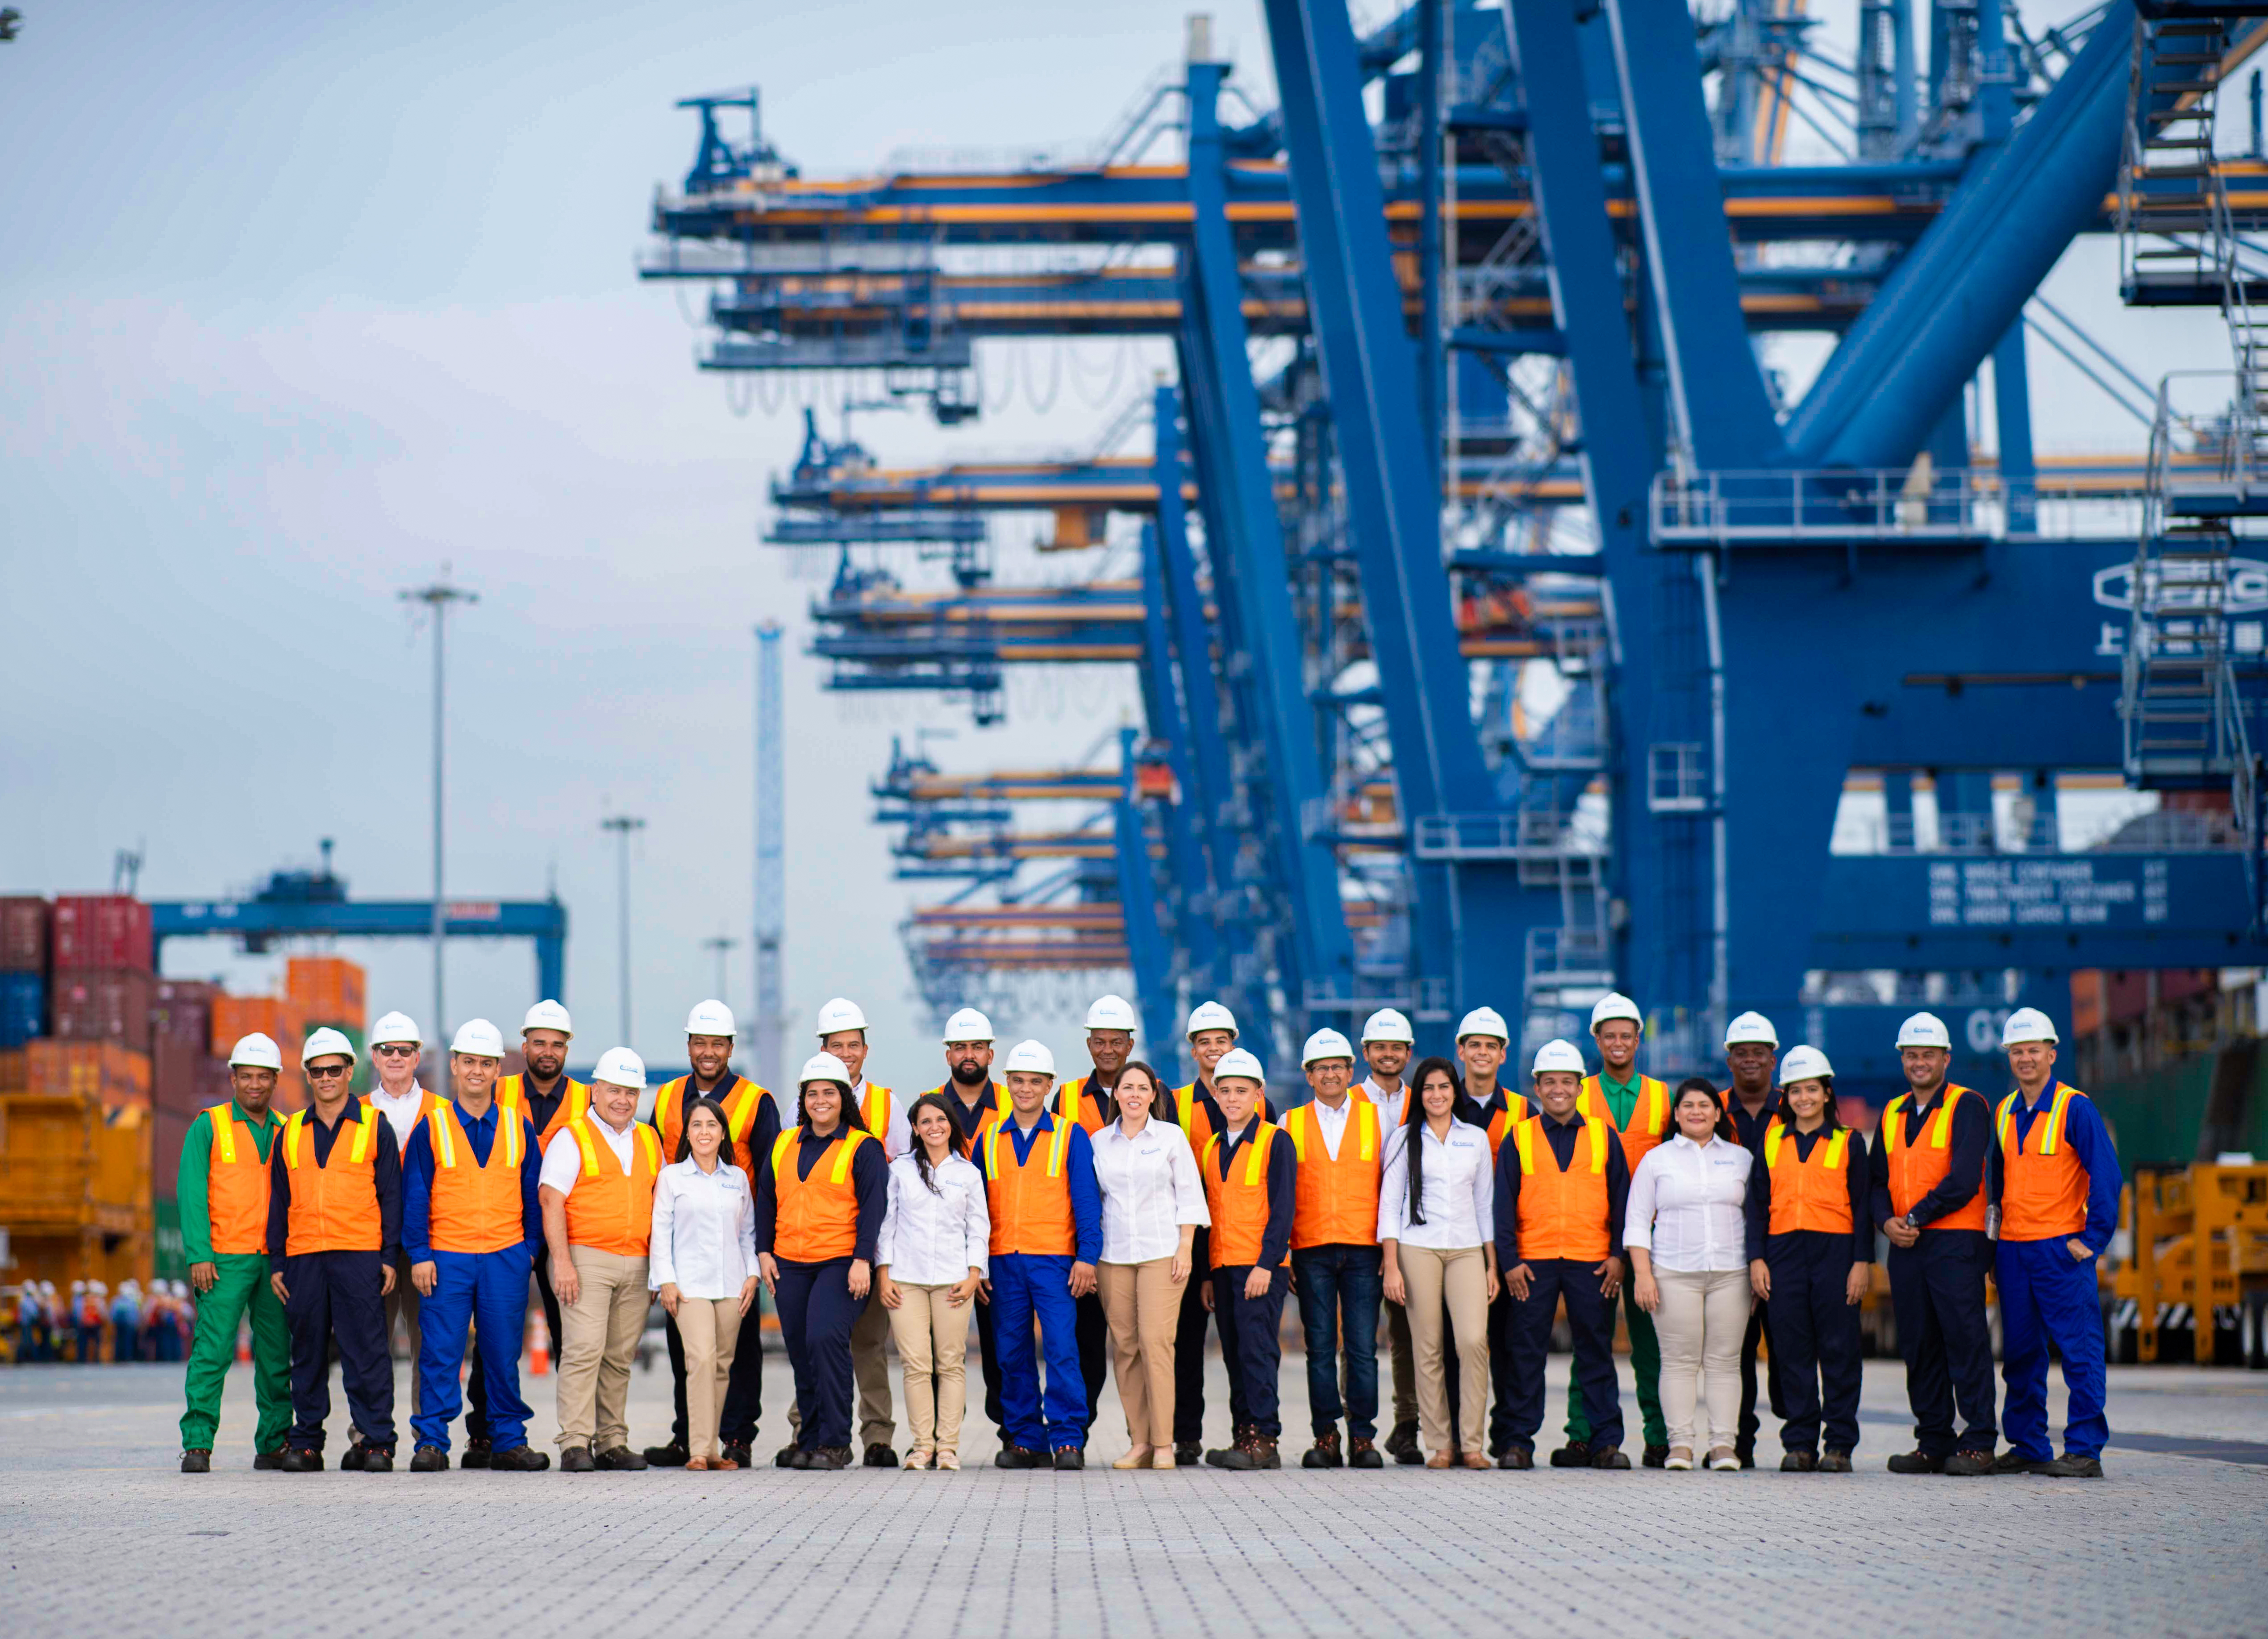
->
xmin=1664 ymin=1447 xmax=1694 ymax=1471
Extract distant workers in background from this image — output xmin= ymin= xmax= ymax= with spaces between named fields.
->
xmin=925 ymin=1009 xmax=1011 ymax=1445
xmin=1718 ymin=1011 xmax=1787 ymax=1466
xmin=1449 ymin=1006 xmax=1525 ymax=1462
xmin=1872 ymin=1011 xmax=1998 ymax=1476
xmin=652 ymin=1096 xmax=760 ymax=1471
xmin=977 ymin=1040 xmax=1102 ymax=1470
xmin=1568 ymin=994 xmax=1672 ymax=1467
xmin=1356 ymin=1007 xmax=1421 ymax=1463
xmin=402 ymin=1019 xmax=547 ymax=1472
xmin=1745 ymin=1046 xmax=1870 ymax=1473
xmin=267 ymin=1027 xmax=401 ymax=1472
xmin=1282 ymin=1029 xmax=1387 ymax=1470
xmin=1199 ymin=1048 xmax=1295 ymax=1470
xmin=1992 ymin=1008 xmax=2122 ymax=1479
xmin=1169 ymin=1001 xmax=1269 ymax=1466
xmin=176 ymin=1032 xmax=292 ymax=1473
xmin=813 ymin=997 xmax=904 ymax=1467
xmin=1054 ymin=994 xmax=1141 ymax=1438
xmin=1382 ymin=1055 xmax=1496 ymax=1469
xmin=540 ymin=1048 xmax=660 ymax=1473
xmin=876 ymin=1092 xmax=992 ymax=1470
xmin=646 ymin=1000 xmax=779 ymax=1470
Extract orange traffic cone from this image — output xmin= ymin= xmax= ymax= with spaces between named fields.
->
xmin=529 ymin=1311 xmax=550 ymax=1377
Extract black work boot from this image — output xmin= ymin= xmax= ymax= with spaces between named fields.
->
xmin=1302 ymin=1429 xmax=1344 ymax=1469
xmin=644 ymin=1439 xmax=691 ymax=1468
xmin=1887 ymin=1449 xmax=1945 ymax=1474
xmin=864 ymin=1443 xmax=900 ymax=1468
xmin=1548 ymin=1441 xmax=1590 ymax=1468
xmin=596 ymin=1446 xmax=650 ymax=1471
xmin=1641 ymin=1443 xmax=1670 ymax=1469
xmin=409 ymin=1446 xmax=450 ymax=1472
xmin=179 ymin=1450 xmax=211 ymax=1474
xmin=559 ymin=1446 xmax=596 ymax=1473
xmin=2040 ymin=1453 xmax=2105 ymax=1478
xmin=1173 ymin=1440 xmax=1204 ymax=1467
xmin=459 ymin=1438 xmax=493 ymax=1470
xmin=279 ymin=1448 xmax=323 ymax=1473
xmin=253 ymin=1449 xmax=287 ymax=1471
xmin=1780 ymin=1451 xmax=1817 ymax=1473
xmin=1216 ymin=1431 xmax=1280 ymax=1469
xmin=1384 ymin=1420 xmax=1423 ymax=1465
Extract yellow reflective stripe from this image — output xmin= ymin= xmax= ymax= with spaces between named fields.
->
xmin=1238 ymin=1125 xmax=1269 ymax=1185
xmin=1283 ymin=1107 xmax=1308 ymax=1162
xmin=347 ymin=1112 xmax=373 ymax=1165
xmin=1883 ymin=1095 xmax=1908 ymax=1153
xmin=1359 ymin=1100 xmax=1377 ymax=1162
xmin=431 ymin=1107 xmax=457 ymax=1168
xmin=1586 ymin=1119 xmax=1607 ymax=1173
xmin=208 ymin=1106 xmax=238 ymax=1165
xmin=829 ymin=1131 xmax=863 ymax=1184
xmin=771 ymin=1130 xmax=796 ymax=1181
xmin=572 ymin=1119 xmax=601 ymax=1178
xmin=634 ymin=1126 xmax=659 ymax=1174
xmin=282 ymin=1110 xmax=307 ymax=1170
xmin=1201 ymin=1134 xmax=1221 ymax=1174
xmin=1994 ymin=1093 xmax=2017 ymax=1150
xmin=1046 ymin=1117 xmax=1069 ymax=1178
xmin=2040 ymin=1086 xmax=2074 ymax=1156
xmin=1763 ymin=1119 xmax=1784 ymax=1169
xmin=1824 ymin=1129 xmax=1850 ymax=1169
xmin=503 ymin=1111 xmax=521 ymax=1168
xmin=1512 ymin=1119 xmax=1536 ymax=1176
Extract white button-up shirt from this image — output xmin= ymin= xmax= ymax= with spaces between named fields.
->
xmin=367 ymin=1085 xmax=428 ymax=1150
xmin=876 ymin=1152 xmax=990 ymax=1285
xmin=850 ymin=1076 xmax=911 ymax=1160
xmin=536 ymin=1111 xmax=638 ymax=1199
xmin=1090 ymin=1116 xmax=1210 ymax=1264
xmin=1305 ymin=1094 xmax=1358 ymax=1159
xmin=1378 ymin=1119 xmax=1494 ymax=1249
xmin=1625 ymin=1132 xmax=1754 ymax=1273
xmin=649 ymin=1158 xmax=758 ymax=1298
xmin=1359 ymin=1077 xmax=1409 ymax=1125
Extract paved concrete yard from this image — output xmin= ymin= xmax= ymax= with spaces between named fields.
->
xmin=3 ymin=1348 xmax=2264 ymax=1638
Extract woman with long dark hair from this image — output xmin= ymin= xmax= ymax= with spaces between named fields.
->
xmin=1378 ymin=1056 xmax=1497 ymax=1468
xmin=649 ymin=1097 xmax=757 ymax=1470
xmin=876 ymin=1093 xmax=989 ymax=1470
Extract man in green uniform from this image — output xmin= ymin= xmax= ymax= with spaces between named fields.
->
xmin=177 ymin=1032 xmax=293 ymax=1472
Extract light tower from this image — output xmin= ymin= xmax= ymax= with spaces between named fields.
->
xmin=600 ymin=814 xmax=645 ymax=1051
xmin=400 ymin=568 xmax=477 ymax=1046
xmin=754 ymin=622 xmax=785 ymax=1089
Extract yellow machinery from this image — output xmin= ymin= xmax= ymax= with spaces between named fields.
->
xmin=2112 ymin=1163 xmax=2268 ymax=1363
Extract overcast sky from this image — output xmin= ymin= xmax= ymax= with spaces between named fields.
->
xmin=0 ymin=2 xmax=2226 ymax=1081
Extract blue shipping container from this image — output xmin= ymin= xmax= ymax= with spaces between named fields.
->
xmin=0 ymin=971 xmax=45 ymax=1048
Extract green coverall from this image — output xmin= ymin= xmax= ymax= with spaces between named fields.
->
xmin=1564 ymin=1070 xmax=1668 ymax=1450
xmin=176 ymin=1103 xmax=292 ymax=1454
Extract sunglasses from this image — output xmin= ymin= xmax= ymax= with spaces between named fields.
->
xmin=374 ymin=1044 xmax=418 ymax=1057
xmin=304 ymin=1064 xmax=352 ymax=1080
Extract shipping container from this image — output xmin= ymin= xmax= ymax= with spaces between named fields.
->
xmin=0 ymin=1095 xmax=154 ymax=1272
xmin=50 ymin=896 xmax=152 ymax=971
xmin=0 ymin=1048 xmax=23 ymax=1092
xmin=153 ymin=1105 xmax=195 ymax=1199
xmin=150 ymin=1039 xmax=207 ymax=1115
xmin=285 ymin=956 xmax=366 ymax=1028
xmin=0 ymin=897 xmax=49 ymax=972
xmin=0 ymin=971 xmax=43 ymax=1048
xmin=208 ymin=995 xmax=307 ymax=1066
xmin=23 ymin=1040 xmax=150 ymax=1110
xmin=2071 ymin=969 xmax=2104 ymax=1038
xmin=49 ymin=968 xmax=154 ymax=1052
xmin=150 ymin=979 xmax=214 ymax=1048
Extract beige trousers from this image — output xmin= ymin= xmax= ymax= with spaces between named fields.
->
xmin=676 ymin=1297 xmax=745 ymax=1461
xmin=788 ymin=1291 xmax=897 ymax=1452
xmin=554 ymin=1247 xmax=650 ymax=1453
xmin=1097 ymin=1258 xmax=1180 ymax=1447
xmin=887 ymin=1282 xmax=972 ymax=1456
xmin=1400 ymin=1243 xmax=1489 ymax=1456
xmin=1654 ymin=1266 xmax=1751 ymax=1452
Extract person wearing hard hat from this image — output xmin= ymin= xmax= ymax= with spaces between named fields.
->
xmin=343 ymin=1011 xmax=441 ymax=1466
xmin=1447 ymin=1006 xmax=1527 ymax=1464
xmin=176 ymin=1033 xmax=294 ymax=1473
xmin=1494 ymin=1038 xmax=1633 ymax=1470
xmin=1743 ymin=1046 xmax=1871 ymax=1473
xmin=401 ymin=1019 xmax=548 ymax=1472
xmin=1870 ymin=1010 xmax=1998 ymax=1476
xmin=927 ymin=1007 xmax=1009 ymax=1145
xmin=757 ymin=1052 xmax=890 ymax=1469
xmin=1356 ymin=1007 xmax=1422 ymax=1462
xmin=1053 ymin=994 xmax=1142 ymax=1439
xmin=644 ymin=1000 xmax=780 ymax=1470
xmin=265 ymin=1027 xmax=401 ymax=1472
xmin=810 ymin=996 xmax=907 ymax=1467
xmin=1718 ymin=1011 xmax=1788 ymax=1467
xmin=973 ymin=1040 xmax=1102 ymax=1468
xmin=1196 ymin=1047 xmax=1295 ymax=1470
xmin=1564 ymin=993 xmax=1672 ymax=1467
xmin=1281 ymin=1028 xmax=1388 ymax=1469
xmin=539 ymin=1047 xmax=663 ymax=1472
xmin=1989 ymin=1008 xmax=2121 ymax=1478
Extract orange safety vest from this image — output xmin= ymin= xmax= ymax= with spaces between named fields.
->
xmin=1055 ymin=1075 xmax=1115 ymax=1134
xmin=362 ymin=1089 xmax=445 ymax=1131
xmin=1994 ymin=1084 xmax=2092 ymax=1242
xmin=1281 ymin=1099 xmax=1382 ymax=1250
xmin=655 ymin=1076 xmax=772 ymax=1165
xmin=495 ymin=1074 xmax=591 ymax=1152
xmin=1580 ymin=1073 xmax=1673 ymax=1170
xmin=1471 ymin=1090 xmax=1534 ymax=1165
xmin=1201 ymin=1121 xmax=1283 ymax=1269
xmin=563 ymin=1112 xmax=663 ymax=1256
xmin=1171 ymin=1082 xmax=1273 ymax=1156
xmin=280 ymin=1106 xmax=384 ymax=1255
xmin=1511 ymin=1115 xmax=1613 ymax=1262
xmin=1760 ymin=1117 xmax=1855 ymax=1238
xmin=926 ymin=1080 xmax=1009 ymax=1144
xmin=769 ymin=1127 xmax=871 ymax=1261
xmin=983 ymin=1115 xmax=1078 ymax=1256
xmin=202 ymin=1103 xmax=275 ymax=1256
xmin=425 ymin=1099 xmax=530 ymax=1254
xmin=855 ymin=1082 xmax=896 ymax=1144
xmin=1881 ymin=1086 xmax=1987 ymax=1231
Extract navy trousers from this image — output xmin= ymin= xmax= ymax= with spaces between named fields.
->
xmin=1291 ymin=1244 xmax=1382 ymax=1439
xmin=1887 ymin=1230 xmax=1997 ymax=1457
xmin=1213 ymin=1265 xmax=1288 ymax=1440
xmin=774 ymin=1257 xmax=860 ymax=1452
xmin=413 ymin=1244 xmax=533 ymax=1453
xmin=1734 ymin=1297 xmax=1787 ymax=1458
xmin=1763 ymin=1231 xmax=1863 ymax=1456
xmin=974 ymin=1285 xmax=1005 ymax=1439
xmin=1174 ymin=1227 xmax=1225 ymax=1443
xmin=1998 ymin=1236 xmax=2108 ymax=1461
xmin=1075 ymin=1289 xmax=1109 ymax=1437
xmin=1506 ymin=1258 xmax=1622 ymax=1451
xmin=281 ymin=1248 xmax=395 ymax=1452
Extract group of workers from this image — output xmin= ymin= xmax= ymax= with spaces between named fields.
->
xmin=174 ymin=983 xmax=2122 ymax=1479
xmin=10 ymin=1278 xmax=195 ymax=1363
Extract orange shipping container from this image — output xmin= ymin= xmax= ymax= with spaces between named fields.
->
xmin=208 ymin=995 xmax=308 ymax=1067
xmin=0 ymin=1093 xmax=153 ymax=1233
xmin=23 ymin=1041 xmax=151 ymax=1110
xmin=2071 ymin=970 xmax=2104 ymax=1038
xmin=285 ymin=957 xmax=366 ymax=1029
xmin=0 ymin=1048 xmax=23 ymax=1092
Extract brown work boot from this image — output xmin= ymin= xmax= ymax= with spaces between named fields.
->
xmin=1347 ymin=1435 xmax=1384 ymax=1468
xmin=1301 ymin=1430 xmax=1343 ymax=1469
xmin=1217 ymin=1431 xmax=1280 ymax=1470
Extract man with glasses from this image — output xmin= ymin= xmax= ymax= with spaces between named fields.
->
xmin=346 ymin=1012 xmax=443 ymax=1467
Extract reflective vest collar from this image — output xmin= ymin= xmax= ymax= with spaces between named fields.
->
xmin=772 ymin=1125 xmax=866 ymax=1182
xmin=988 ymin=1112 xmax=1071 ymax=1178
xmin=431 ymin=1098 xmax=521 ymax=1169
xmin=1202 ymin=1119 xmax=1276 ymax=1181
xmin=283 ymin=1105 xmax=375 ymax=1169
xmin=1885 ymin=1085 xmax=1969 ymax=1151
xmin=572 ymin=1109 xmax=657 ymax=1176
xmin=1761 ymin=1117 xmax=1849 ymax=1170
xmin=1283 ymin=1098 xmax=1378 ymax=1162
xmin=1513 ymin=1114 xmax=1609 ymax=1175
xmin=1995 ymin=1083 xmax=2075 ymax=1154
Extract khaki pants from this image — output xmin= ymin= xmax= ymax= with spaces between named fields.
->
xmin=1098 ymin=1259 xmax=1180 ymax=1447
xmin=788 ymin=1292 xmax=898 ymax=1452
xmin=1655 ymin=1266 xmax=1751 ymax=1452
xmin=1400 ymin=1244 xmax=1489 ymax=1456
xmin=887 ymin=1283 xmax=972 ymax=1456
xmin=555 ymin=1247 xmax=650 ymax=1454
xmin=677 ymin=1297 xmax=745 ymax=1462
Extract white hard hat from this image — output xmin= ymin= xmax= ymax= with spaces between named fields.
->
xmin=798 ymin=1051 xmax=853 ymax=1088
xmin=1531 ymin=1038 xmax=1585 ymax=1076
xmin=1301 ymin=1027 xmax=1355 ymax=1066
xmin=1359 ymin=1007 xmax=1413 ymax=1044
xmin=449 ymin=1018 xmax=506 ymax=1059
xmin=1002 ymin=1039 xmax=1057 ymax=1077
xmin=592 ymin=1046 xmax=646 ymax=1089
xmin=814 ymin=997 xmax=870 ymax=1037
xmin=301 ymin=1027 xmax=357 ymax=1067
xmin=369 ymin=1011 xmax=421 ymax=1048
xmin=1895 ymin=1011 xmax=1952 ymax=1050
xmin=686 ymin=999 xmax=738 ymax=1038
xmin=1084 ymin=994 xmax=1138 ymax=1033
xmin=1456 ymin=1006 xmax=1510 ymax=1043
xmin=1213 ymin=1047 xmax=1266 ymax=1085
xmin=942 ymin=1007 xmax=995 ymax=1044
xmin=2001 ymin=1007 xmax=2060 ymax=1047
xmin=227 ymin=1032 xmax=283 ymax=1071
xmin=522 ymin=999 xmax=573 ymax=1038
xmin=1724 ymin=1011 xmax=1779 ymax=1048
xmin=1589 ymin=993 xmax=1643 ymax=1032
xmin=1780 ymin=1045 xmax=1835 ymax=1086
xmin=1185 ymin=1000 xmax=1238 ymax=1037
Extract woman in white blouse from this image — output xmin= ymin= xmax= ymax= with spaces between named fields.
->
xmin=1379 ymin=1057 xmax=1497 ymax=1470
xmin=876 ymin=1094 xmax=990 ymax=1471
xmin=649 ymin=1098 xmax=759 ymax=1471
xmin=1088 ymin=1060 xmax=1208 ymax=1469
xmin=1626 ymin=1077 xmax=1756 ymax=1471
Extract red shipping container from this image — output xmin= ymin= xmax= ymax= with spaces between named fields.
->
xmin=154 ymin=1105 xmax=196 ymax=1198
xmin=2159 ymin=968 xmax=2215 ymax=1006
xmin=0 ymin=1048 xmax=23 ymax=1091
xmin=151 ymin=980 xmax=215 ymax=1048
xmin=2103 ymin=970 xmax=2151 ymax=1026
xmin=0 ymin=897 xmax=49 ymax=972
xmin=152 ymin=1039 xmax=206 ymax=1116
xmin=51 ymin=896 xmax=153 ymax=971
xmin=50 ymin=969 xmax=156 ymax=1052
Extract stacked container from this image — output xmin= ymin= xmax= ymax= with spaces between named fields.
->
xmin=0 ymin=897 xmax=46 ymax=1053
xmin=150 ymin=980 xmax=217 ymax=1198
